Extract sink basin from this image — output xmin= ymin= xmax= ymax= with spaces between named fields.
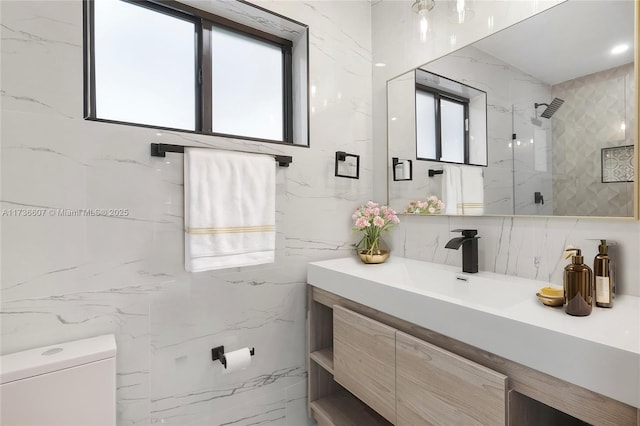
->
xmin=403 ymin=265 xmax=539 ymax=309
xmin=346 ymin=258 xmax=539 ymax=310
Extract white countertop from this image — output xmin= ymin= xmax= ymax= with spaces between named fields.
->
xmin=307 ymin=256 xmax=640 ymax=408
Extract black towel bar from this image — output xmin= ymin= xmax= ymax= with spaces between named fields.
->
xmin=428 ymin=169 xmax=444 ymax=177
xmin=151 ymin=143 xmax=292 ymax=167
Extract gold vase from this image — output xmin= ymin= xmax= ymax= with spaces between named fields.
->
xmin=358 ymin=249 xmax=390 ymax=264
xmin=357 ymin=239 xmax=390 ymax=264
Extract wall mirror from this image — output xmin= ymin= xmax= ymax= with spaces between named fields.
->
xmin=388 ymin=0 xmax=637 ymax=218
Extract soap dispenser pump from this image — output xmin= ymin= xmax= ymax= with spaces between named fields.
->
xmin=563 ymin=247 xmax=593 ymax=316
xmin=594 ymin=239 xmax=614 ymax=308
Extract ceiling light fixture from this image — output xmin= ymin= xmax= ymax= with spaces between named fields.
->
xmin=412 ymin=0 xmax=434 ymax=42
xmin=412 ymin=0 xmax=435 ymax=15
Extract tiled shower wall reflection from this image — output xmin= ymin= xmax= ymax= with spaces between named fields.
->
xmin=552 ymin=63 xmax=635 ymax=217
xmin=0 ymin=1 xmax=372 ymax=424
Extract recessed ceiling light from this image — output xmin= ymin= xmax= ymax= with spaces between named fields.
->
xmin=375 ymin=62 xmax=387 ymax=68
xmin=611 ymin=43 xmax=629 ymax=55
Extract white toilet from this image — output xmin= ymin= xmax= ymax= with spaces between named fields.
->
xmin=0 ymin=334 xmax=117 ymax=425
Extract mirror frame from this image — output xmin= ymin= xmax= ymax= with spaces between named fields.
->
xmin=387 ymin=0 xmax=639 ymax=220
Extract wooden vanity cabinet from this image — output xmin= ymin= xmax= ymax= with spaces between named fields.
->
xmin=332 ymin=304 xmax=508 ymax=426
xmin=396 ymin=331 xmax=507 ymax=425
xmin=307 ymin=285 xmax=639 ymax=426
xmin=333 ymin=306 xmax=396 ymax=423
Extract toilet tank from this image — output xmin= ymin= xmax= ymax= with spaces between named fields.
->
xmin=0 ymin=334 xmax=116 ymax=426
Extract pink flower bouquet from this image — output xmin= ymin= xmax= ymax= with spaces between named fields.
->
xmin=404 ymin=196 xmax=444 ymax=215
xmin=352 ymin=201 xmax=400 ymax=255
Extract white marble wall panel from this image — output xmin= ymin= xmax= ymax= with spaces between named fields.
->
xmin=389 ymin=215 xmax=640 ymax=297
xmin=373 ymin=0 xmax=640 ymax=298
xmin=0 ymin=1 xmax=82 ymax=119
xmin=1 ymin=1 xmax=372 ymax=424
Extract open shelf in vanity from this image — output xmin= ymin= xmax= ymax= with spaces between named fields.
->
xmin=307 ymin=289 xmax=392 ymax=426
xmin=309 ymin=347 xmax=334 ymax=375
xmin=310 ymin=389 xmax=392 ymax=426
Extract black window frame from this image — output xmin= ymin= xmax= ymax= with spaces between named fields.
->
xmin=83 ymin=0 xmax=295 ymax=145
xmin=415 ymin=83 xmax=471 ymax=165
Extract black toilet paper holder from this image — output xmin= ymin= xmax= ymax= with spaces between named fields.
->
xmin=211 ymin=345 xmax=255 ymax=368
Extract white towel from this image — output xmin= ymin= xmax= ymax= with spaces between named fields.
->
xmin=442 ymin=164 xmax=463 ymax=215
xmin=460 ymin=165 xmax=484 ymax=215
xmin=184 ymin=148 xmax=275 ymax=272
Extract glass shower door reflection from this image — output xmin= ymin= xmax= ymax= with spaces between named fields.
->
xmin=512 ymin=103 xmax=554 ymax=216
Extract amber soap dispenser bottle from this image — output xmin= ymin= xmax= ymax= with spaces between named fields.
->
xmin=563 ymin=248 xmax=593 ymax=316
xmin=594 ymin=240 xmax=613 ymax=308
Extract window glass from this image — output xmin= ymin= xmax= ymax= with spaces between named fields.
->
xmin=416 ymin=90 xmax=437 ymax=159
xmin=94 ymin=0 xmax=196 ymax=130
xmin=211 ymin=27 xmax=283 ymax=141
xmin=440 ymin=98 xmax=465 ymax=163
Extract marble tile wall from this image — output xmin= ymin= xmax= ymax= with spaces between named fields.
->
xmin=372 ymin=0 xmax=640 ymax=297
xmin=0 ymin=1 xmax=372 ymax=424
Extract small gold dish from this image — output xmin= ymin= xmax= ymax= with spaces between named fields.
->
xmin=539 ymin=286 xmax=564 ymax=298
xmin=536 ymin=292 xmax=564 ymax=307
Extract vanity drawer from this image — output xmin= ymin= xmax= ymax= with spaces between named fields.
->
xmin=333 ymin=305 xmax=396 ymax=424
xmin=396 ymin=331 xmax=508 ymax=426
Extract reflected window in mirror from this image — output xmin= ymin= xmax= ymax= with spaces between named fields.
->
xmin=415 ymin=69 xmax=487 ymax=166
xmin=416 ymin=88 xmax=467 ymax=163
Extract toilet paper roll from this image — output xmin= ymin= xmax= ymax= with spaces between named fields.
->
xmin=222 ymin=348 xmax=252 ymax=373
xmin=395 ymin=164 xmax=402 ymax=179
xmin=395 ymin=161 xmax=411 ymax=180
xmin=402 ymin=161 xmax=411 ymax=180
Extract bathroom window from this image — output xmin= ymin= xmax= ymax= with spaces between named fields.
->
xmin=210 ymin=26 xmax=285 ymax=141
xmin=414 ymin=69 xmax=487 ymax=166
xmin=84 ymin=0 xmax=308 ymax=146
xmin=416 ymin=86 xmax=469 ymax=164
